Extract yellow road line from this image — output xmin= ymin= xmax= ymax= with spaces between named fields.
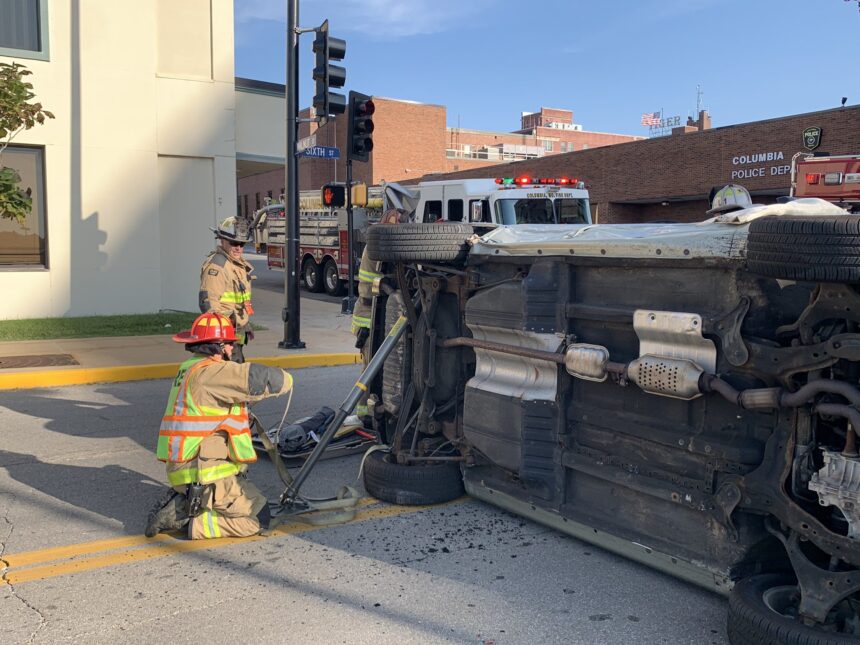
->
xmin=2 ymin=499 xmax=464 ymax=586
xmin=0 ymin=353 xmax=360 ymax=390
xmin=3 ymin=534 xmax=173 ymax=569
xmin=3 ymin=497 xmax=378 ymax=570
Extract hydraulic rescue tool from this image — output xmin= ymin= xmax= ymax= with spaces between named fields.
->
xmin=252 ymin=312 xmax=410 ymax=525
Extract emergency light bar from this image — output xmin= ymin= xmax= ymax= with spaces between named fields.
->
xmin=495 ymin=176 xmax=579 ymax=186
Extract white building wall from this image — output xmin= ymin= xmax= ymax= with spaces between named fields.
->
xmin=235 ymin=89 xmax=286 ymax=163
xmin=0 ymin=0 xmax=236 ymax=318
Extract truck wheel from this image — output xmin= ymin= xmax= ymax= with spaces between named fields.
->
xmin=363 ymin=450 xmax=464 ymax=505
xmin=367 ymin=223 xmax=474 ymax=263
xmin=747 ymin=215 xmax=860 ymax=282
xmin=323 ymin=259 xmax=344 ymax=296
xmin=727 ymin=573 xmax=859 ymax=644
xmin=302 ymin=258 xmax=323 ymax=293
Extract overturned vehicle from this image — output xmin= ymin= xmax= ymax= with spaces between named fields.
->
xmin=360 ymin=200 xmax=860 ymax=644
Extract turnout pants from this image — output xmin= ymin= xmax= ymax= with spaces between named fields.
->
xmin=180 ymin=475 xmax=267 ymax=539
xmin=167 ymin=432 xmax=268 ymax=539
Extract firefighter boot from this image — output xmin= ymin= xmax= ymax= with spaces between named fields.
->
xmin=145 ymin=489 xmax=189 ymax=537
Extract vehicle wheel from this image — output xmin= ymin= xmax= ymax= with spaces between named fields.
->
xmin=363 ymin=450 xmax=464 ymax=505
xmin=323 ymin=259 xmax=344 ymax=296
xmin=747 ymin=215 xmax=860 ymax=283
xmin=727 ymin=573 xmax=860 ymax=644
xmin=302 ymin=258 xmax=323 ymax=293
xmin=367 ymin=223 xmax=474 ymax=263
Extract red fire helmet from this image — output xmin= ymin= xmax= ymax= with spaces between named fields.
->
xmin=172 ymin=312 xmax=238 ymax=344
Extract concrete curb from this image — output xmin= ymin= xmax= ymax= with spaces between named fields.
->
xmin=0 ymin=352 xmax=361 ymax=390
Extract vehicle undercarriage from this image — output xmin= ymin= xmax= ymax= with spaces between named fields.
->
xmin=362 ymin=209 xmax=860 ymax=643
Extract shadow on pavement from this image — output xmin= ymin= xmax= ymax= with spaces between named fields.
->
xmin=0 ymin=450 xmax=164 ymax=532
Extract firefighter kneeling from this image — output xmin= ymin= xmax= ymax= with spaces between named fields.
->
xmin=145 ymin=312 xmax=293 ymax=539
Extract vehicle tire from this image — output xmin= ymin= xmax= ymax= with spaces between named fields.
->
xmin=323 ymin=259 xmax=344 ymax=296
xmin=727 ymin=573 xmax=859 ymax=644
xmin=747 ymin=215 xmax=860 ymax=283
xmin=367 ymin=223 xmax=474 ymax=263
xmin=302 ymin=258 xmax=323 ymax=293
xmin=363 ymin=450 xmax=464 ymax=505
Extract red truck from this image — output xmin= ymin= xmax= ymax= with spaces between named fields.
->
xmin=791 ymin=152 xmax=860 ymax=211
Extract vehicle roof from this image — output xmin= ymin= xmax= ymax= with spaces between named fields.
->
xmin=418 ymin=179 xmax=588 ymax=198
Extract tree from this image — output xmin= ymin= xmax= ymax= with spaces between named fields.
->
xmin=0 ymin=62 xmax=54 ymax=223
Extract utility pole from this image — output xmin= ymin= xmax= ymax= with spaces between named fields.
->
xmin=280 ymin=0 xmax=305 ymax=349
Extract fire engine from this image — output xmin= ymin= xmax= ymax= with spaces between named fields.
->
xmin=791 ymin=152 xmax=860 ymax=212
xmin=253 ymin=176 xmax=592 ymax=295
xmin=252 ymin=190 xmax=382 ymax=296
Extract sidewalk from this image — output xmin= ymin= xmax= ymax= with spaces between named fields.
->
xmin=0 ymin=297 xmax=360 ymax=389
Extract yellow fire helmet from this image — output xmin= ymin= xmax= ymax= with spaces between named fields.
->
xmin=707 ymin=184 xmax=753 ymax=215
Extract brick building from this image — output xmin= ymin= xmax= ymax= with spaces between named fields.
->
xmin=423 ymin=105 xmax=860 ymax=224
xmin=235 ymin=80 xmax=642 ymax=216
xmin=446 ymin=107 xmax=644 ymax=168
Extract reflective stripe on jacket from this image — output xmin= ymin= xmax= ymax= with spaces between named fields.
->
xmin=157 ymin=357 xmax=257 ymax=468
xmin=352 ymin=248 xmax=381 ymax=334
xmin=219 ymin=290 xmax=252 ymax=305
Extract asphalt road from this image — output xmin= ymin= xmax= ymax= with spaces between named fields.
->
xmin=1 ymin=367 xmax=729 ymax=644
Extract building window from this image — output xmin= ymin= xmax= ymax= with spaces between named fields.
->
xmin=543 ymin=140 xmax=553 ymax=152
xmin=0 ymin=145 xmax=47 ymax=267
xmin=255 ymin=192 xmax=261 ymax=209
xmin=0 ymin=0 xmax=49 ymax=60
xmin=582 ymin=143 xmax=589 ymax=150
xmin=243 ymin=194 xmax=248 ymax=216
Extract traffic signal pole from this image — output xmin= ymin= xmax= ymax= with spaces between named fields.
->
xmin=280 ymin=0 xmax=305 ymax=349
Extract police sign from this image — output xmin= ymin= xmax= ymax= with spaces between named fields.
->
xmin=802 ymin=126 xmax=821 ymax=151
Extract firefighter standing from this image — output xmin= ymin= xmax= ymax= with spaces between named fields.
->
xmin=200 ymin=217 xmax=255 ymax=363
xmin=145 ymin=312 xmax=293 ymax=539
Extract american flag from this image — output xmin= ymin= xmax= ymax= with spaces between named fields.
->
xmin=640 ymin=111 xmax=661 ymax=126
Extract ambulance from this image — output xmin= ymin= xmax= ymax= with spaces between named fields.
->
xmin=409 ymin=176 xmax=592 ymax=225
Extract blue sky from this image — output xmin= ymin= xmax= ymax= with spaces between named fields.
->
xmin=235 ymin=0 xmax=860 ymax=136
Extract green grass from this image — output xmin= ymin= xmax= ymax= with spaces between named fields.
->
xmin=0 ymin=312 xmax=266 ymax=341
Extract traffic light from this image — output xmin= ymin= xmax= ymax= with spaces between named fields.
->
xmin=321 ymin=183 xmax=346 ymax=208
xmin=351 ymin=182 xmax=368 ymax=207
xmin=312 ymin=20 xmax=346 ymax=119
xmin=347 ymin=91 xmax=375 ymax=163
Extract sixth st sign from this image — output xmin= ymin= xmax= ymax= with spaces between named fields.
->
xmin=297 ymin=145 xmax=341 ymax=159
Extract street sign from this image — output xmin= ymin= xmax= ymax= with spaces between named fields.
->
xmin=297 ymin=134 xmax=316 ymax=152
xmin=297 ymin=145 xmax=340 ymax=159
